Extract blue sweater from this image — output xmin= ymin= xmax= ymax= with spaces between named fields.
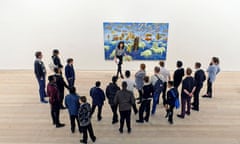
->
xmin=65 ymin=93 xmax=80 ymax=116
xmin=207 ymin=64 xmax=220 ymax=83
xmin=90 ymin=87 xmax=105 ymax=106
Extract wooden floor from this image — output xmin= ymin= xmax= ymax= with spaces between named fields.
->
xmin=0 ymin=70 xmax=240 ymax=144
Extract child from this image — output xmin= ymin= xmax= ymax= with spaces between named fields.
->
xmin=173 ymin=60 xmax=184 ymax=89
xmin=177 ymin=68 xmax=196 ymax=119
xmin=65 ymin=58 xmax=75 ymax=87
xmin=136 ymin=76 xmax=153 ymax=123
xmin=65 ymin=87 xmax=81 ymax=133
xmin=106 ymin=76 xmax=120 ymax=124
xmin=47 ymin=75 xmax=65 ymax=128
xmin=135 ymin=63 xmax=146 ymax=102
xmin=90 ymin=81 xmax=105 ymax=121
xmin=78 ymin=96 xmax=96 ymax=143
xmin=166 ymin=81 xmax=179 ymax=124
xmin=192 ymin=62 xmax=206 ymax=111
xmin=54 ymin=67 xmax=69 ymax=109
xmin=202 ymin=57 xmax=220 ymax=98
xmin=52 ymin=49 xmax=63 ymax=69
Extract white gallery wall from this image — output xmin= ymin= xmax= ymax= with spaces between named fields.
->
xmin=0 ymin=0 xmax=239 ymax=71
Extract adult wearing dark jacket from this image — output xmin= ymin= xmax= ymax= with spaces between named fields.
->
xmin=65 ymin=58 xmax=75 ymax=87
xmin=136 ymin=76 xmax=153 ymax=123
xmin=166 ymin=81 xmax=179 ymax=124
xmin=106 ymin=76 xmax=120 ymax=124
xmin=177 ymin=68 xmax=196 ymax=119
xmin=52 ymin=49 xmax=63 ymax=68
xmin=114 ymin=81 xmax=136 ymax=134
xmin=90 ymin=81 xmax=105 ymax=121
xmin=173 ymin=60 xmax=184 ymax=89
xmin=54 ymin=68 xmax=69 ymax=109
xmin=192 ymin=62 xmax=206 ymax=111
xmin=34 ymin=51 xmax=47 ymax=103
xmin=65 ymin=87 xmax=81 ymax=133
xmin=47 ymin=75 xmax=65 ymax=128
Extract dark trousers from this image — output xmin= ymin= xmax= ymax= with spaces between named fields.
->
xmin=193 ymin=86 xmax=202 ymax=109
xmin=51 ymin=104 xmax=60 ymax=125
xmin=37 ymin=77 xmax=46 ymax=101
xmin=139 ymin=100 xmax=151 ymax=121
xmin=82 ymin=123 xmax=95 ymax=143
xmin=119 ymin=110 xmax=131 ymax=131
xmin=151 ymin=90 xmax=161 ymax=114
xmin=138 ymin=89 xmax=143 ymax=100
xmin=168 ymin=105 xmax=174 ymax=122
xmin=116 ymin=56 xmax=123 ymax=78
xmin=70 ymin=115 xmax=81 ymax=132
xmin=67 ymin=79 xmax=75 ymax=88
xmin=180 ymin=96 xmax=192 ymax=117
xmin=59 ymin=90 xmax=64 ymax=107
xmin=110 ymin=105 xmax=118 ymax=123
xmin=206 ymin=79 xmax=213 ymax=97
xmin=91 ymin=104 xmax=103 ymax=120
xmin=162 ymin=82 xmax=167 ymax=105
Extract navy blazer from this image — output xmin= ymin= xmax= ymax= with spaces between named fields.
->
xmin=34 ymin=59 xmax=46 ymax=79
xmin=194 ymin=69 xmax=206 ymax=88
xmin=65 ymin=64 xmax=75 ymax=80
xmin=52 ymin=55 xmax=63 ymax=68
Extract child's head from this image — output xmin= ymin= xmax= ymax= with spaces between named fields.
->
xmin=144 ymin=76 xmax=149 ymax=83
xmin=121 ymin=81 xmax=128 ymax=89
xmin=154 ymin=66 xmax=160 ymax=74
xmin=54 ymin=67 xmax=61 ymax=74
xmin=95 ymin=81 xmax=101 ymax=87
xmin=112 ymin=76 xmax=118 ymax=83
xmin=80 ymin=96 xmax=87 ymax=104
xmin=35 ymin=51 xmax=42 ymax=59
xmin=186 ymin=67 xmax=192 ymax=76
xmin=67 ymin=58 xmax=74 ymax=65
xmin=53 ymin=49 xmax=59 ymax=56
xmin=176 ymin=60 xmax=183 ymax=68
xmin=125 ymin=70 xmax=131 ymax=78
xmin=195 ymin=62 xmax=201 ymax=69
xmin=167 ymin=81 xmax=174 ymax=88
xmin=48 ymin=75 xmax=56 ymax=83
xmin=140 ymin=63 xmax=146 ymax=71
xmin=69 ymin=87 xmax=76 ymax=94
xmin=159 ymin=61 xmax=165 ymax=67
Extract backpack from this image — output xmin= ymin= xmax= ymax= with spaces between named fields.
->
xmin=153 ymin=75 xmax=163 ymax=92
xmin=170 ymin=90 xmax=180 ymax=109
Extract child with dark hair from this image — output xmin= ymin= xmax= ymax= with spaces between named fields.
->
xmin=65 ymin=58 xmax=75 ymax=87
xmin=90 ymin=81 xmax=105 ymax=121
xmin=52 ymin=49 xmax=63 ymax=68
xmin=54 ymin=67 xmax=69 ymax=109
xmin=192 ymin=62 xmax=206 ymax=111
xmin=78 ymin=96 xmax=96 ymax=143
xmin=173 ymin=60 xmax=184 ymax=89
xmin=106 ymin=76 xmax=120 ymax=124
xmin=136 ymin=76 xmax=153 ymax=123
xmin=202 ymin=57 xmax=220 ymax=98
xmin=166 ymin=81 xmax=179 ymax=124
xmin=177 ymin=68 xmax=196 ymax=119
xmin=47 ymin=75 xmax=65 ymax=128
xmin=65 ymin=87 xmax=81 ymax=133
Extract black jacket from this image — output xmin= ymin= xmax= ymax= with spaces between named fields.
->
xmin=167 ymin=87 xmax=179 ymax=106
xmin=173 ymin=68 xmax=184 ymax=88
xmin=106 ymin=83 xmax=120 ymax=105
xmin=194 ymin=69 xmax=206 ymax=88
xmin=52 ymin=55 xmax=63 ymax=68
xmin=54 ymin=74 xmax=69 ymax=92
xmin=142 ymin=83 xmax=154 ymax=100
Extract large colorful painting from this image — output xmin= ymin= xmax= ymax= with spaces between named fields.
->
xmin=103 ymin=22 xmax=169 ymax=60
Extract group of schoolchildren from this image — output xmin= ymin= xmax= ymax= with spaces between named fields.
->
xmin=34 ymin=49 xmax=220 ymax=144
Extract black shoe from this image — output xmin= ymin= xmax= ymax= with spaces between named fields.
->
xmin=128 ymin=128 xmax=131 ymax=134
xmin=177 ymin=114 xmax=184 ymax=119
xmin=80 ymin=139 xmax=87 ymax=144
xmin=60 ymin=106 xmax=66 ymax=109
xmin=202 ymin=95 xmax=212 ymax=98
xmin=119 ymin=128 xmax=123 ymax=134
xmin=112 ymin=120 xmax=118 ymax=124
xmin=168 ymin=120 xmax=173 ymax=124
xmin=52 ymin=121 xmax=56 ymax=125
xmin=186 ymin=112 xmax=190 ymax=116
xmin=120 ymin=75 xmax=124 ymax=79
xmin=192 ymin=107 xmax=199 ymax=111
xmin=71 ymin=128 xmax=75 ymax=133
xmin=134 ymin=109 xmax=138 ymax=115
xmin=98 ymin=117 xmax=102 ymax=121
xmin=41 ymin=100 xmax=48 ymax=104
xmin=144 ymin=117 xmax=149 ymax=122
xmin=56 ymin=123 xmax=65 ymax=128
xmin=136 ymin=120 xmax=144 ymax=123
xmin=91 ymin=136 xmax=96 ymax=142
xmin=165 ymin=110 xmax=169 ymax=118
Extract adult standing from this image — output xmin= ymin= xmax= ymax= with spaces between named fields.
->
xmin=115 ymin=41 xmax=125 ymax=79
xmin=34 ymin=51 xmax=47 ymax=103
xmin=114 ymin=82 xmax=136 ymax=134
